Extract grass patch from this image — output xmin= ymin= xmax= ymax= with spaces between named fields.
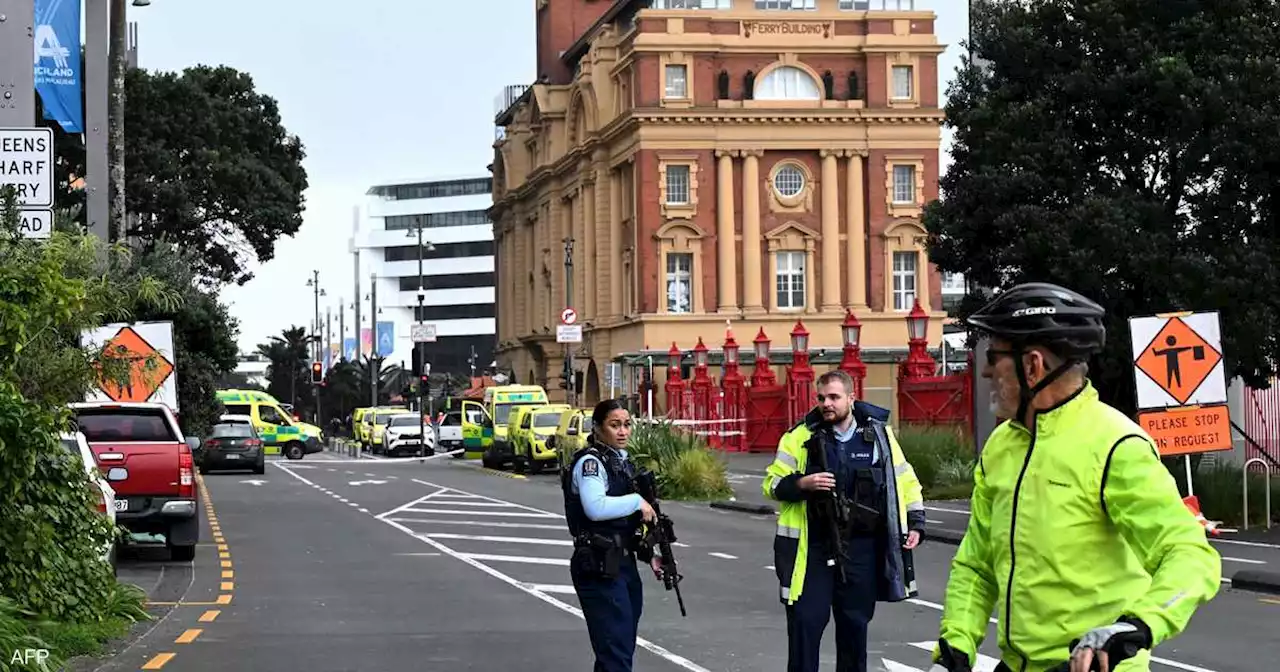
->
xmin=894 ymin=424 xmax=977 ymax=500
xmin=0 ymin=582 xmax=151 ymax=671
xmin=629 ymin=421 xmax=733 ymax=501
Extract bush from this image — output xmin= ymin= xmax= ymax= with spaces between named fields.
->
xmin=1170 ymin=462 xmax=1280 ymax=528
xmin=894 ymin=424 xmax=977 ymax=500
xmin=628 ymin=421 xmax=733 ymax=501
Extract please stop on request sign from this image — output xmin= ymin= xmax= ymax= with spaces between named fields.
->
xmin=1136 ymin=405 xmax=1232 ymax=457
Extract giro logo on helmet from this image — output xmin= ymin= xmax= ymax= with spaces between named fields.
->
xmin=1011 ymin=307 xmax=1057 ymax=317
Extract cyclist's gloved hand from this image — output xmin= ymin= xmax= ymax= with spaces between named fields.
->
xmin=1068 ymin=617 xmax=1152 ymax=671
xmin=928 ymin=638 xmax=971 ymax=672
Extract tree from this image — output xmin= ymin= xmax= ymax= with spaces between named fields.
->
xmin=256 ymin=326 xmax=317 ymax=415
xmin=923 ymin=0 xmax=1280 ymax=415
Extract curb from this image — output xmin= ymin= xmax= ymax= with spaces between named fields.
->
xmin=710 ymin=500 xmax=776 ymax=515
xmin=1229 ymin=569 xmax=1280 ymax=595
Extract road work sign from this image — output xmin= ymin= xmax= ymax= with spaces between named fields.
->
xmin=1129 ymin=310 xmax=1231 ymax=457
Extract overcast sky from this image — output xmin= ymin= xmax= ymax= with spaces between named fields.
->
xmin=129 ymin=0 xmax=967 ymax=354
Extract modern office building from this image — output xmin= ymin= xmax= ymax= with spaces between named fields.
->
xmin=489 ymin=0 xmax=948 ymax=406
xmin=349 ymin=176 xmax=496 ymax=375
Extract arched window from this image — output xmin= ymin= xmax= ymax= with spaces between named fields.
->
xmin=754 ymin=66 xmax=821 ymax=100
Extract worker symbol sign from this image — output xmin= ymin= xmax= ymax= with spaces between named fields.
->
xmin=1129 ymin=311 xmax=1227 ymax=410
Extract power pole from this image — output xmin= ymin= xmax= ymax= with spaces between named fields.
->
xmin=108 ymin=0 xmax=126 ymax=240
xmin=85 ymin=0 xmax=109 ymax=239
xmin=563 ymin=236 xmax=575 ymax=407
xmin=338 ymin=298 xmax=345 ymax=361
xmin=370 ymin=272 xmax=379 ymax=408
xmin=0 ymin=0 xmax=36 ymax=126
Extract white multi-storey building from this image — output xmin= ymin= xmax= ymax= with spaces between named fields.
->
xmin=350 ymin=175 xmax=496 ymax=375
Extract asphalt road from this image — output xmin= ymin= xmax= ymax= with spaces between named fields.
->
xmin=94 ymin=451 xmax=1280 ymax=672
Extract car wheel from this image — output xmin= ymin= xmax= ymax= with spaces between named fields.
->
xmin=168 ymin=543 xmax=196 ymax=562
xmin=285 ymin=442 xmax=305 ymax=460
xmin=530 ymin=459 xmax=543 ymax=476
xmin=254 ymin=459 xmax=265 ymax=475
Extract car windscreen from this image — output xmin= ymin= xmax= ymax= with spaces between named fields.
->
xmin=210 ymin=424 xmax=255 ymax=438
xmin=441 ymin=412 xmax=462 ymax=426
xmin=375 ymin=412 xmax=397 ymax=425
xmin=534 ymin=413 xmax=561 ymax=428
xmin=388 ymin=415 xmax=420 ymax=427
xmin=581 ymin=417 xmax=594 ymax=433
xmin=75 ymin=408 xmax=178 ymax=442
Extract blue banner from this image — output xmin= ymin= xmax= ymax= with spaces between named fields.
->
xmin=34 ymin=0 xmax=83 ymax=133
xmin=376 ymin=321 xmax=395 ymax=357
xmin=343 ymin=338 xmax=357 ymax=362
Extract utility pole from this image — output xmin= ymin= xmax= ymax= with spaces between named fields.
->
xmin=306 ymin=270 xmax=324 ymax=424
xmin=85 ymin=0 xmax=109 ymax=239
xmin=338 ymin=298 xmax=345 ymax=362
xmin=370 ymin=272 xmax=379 ymax=408
xmin=563 ymin=236 xmax=575 ymax=407
xmin=108 ymin=0 xmax=126 ymax=240
xmin=0 ymin=0 xmax=36 ymax=126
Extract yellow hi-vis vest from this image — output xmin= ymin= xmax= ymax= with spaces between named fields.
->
xmin=762 ymin=403 xmax=925 ymax=605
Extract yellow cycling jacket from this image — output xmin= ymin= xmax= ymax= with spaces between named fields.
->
xmin=939 ymin=382 xmax=1221 ymax=671
xmin=763 ymin=402 xmax=925 ymax=605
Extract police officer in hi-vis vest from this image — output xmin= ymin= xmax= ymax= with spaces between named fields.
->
xmin=763 ymin=369 xmax=927 ymax=672
xmin=561 ymin=399 xmax=664 ymax=672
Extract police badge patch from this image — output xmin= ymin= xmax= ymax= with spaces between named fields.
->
xmin=582 ymin=458 xmax=600 ymax=476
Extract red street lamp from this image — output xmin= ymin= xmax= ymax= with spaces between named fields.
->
xmin=751 ymin=327 xmax=776 ymax=387
xmin=665 ymin=342 xmax=687 ymax=418
xmin=901 ymin=299 xmax=936 ymax=379
xmin=690 ymin=337 xmax=714 ymax=424
xmin=839 ymin=309 xmax=867 ymax=399
xmin=721 ymin=331 xmax=746 ymax=451
xmin=787 ymin=320 xmax=815 ymax=425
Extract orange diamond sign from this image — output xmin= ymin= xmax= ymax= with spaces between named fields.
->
xmin=1134 ymin=317 xmax=1221 ymax=405
xmin=99 ymin=326 xmax=175 ymax=403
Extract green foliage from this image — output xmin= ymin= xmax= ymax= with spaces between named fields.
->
xmin=257 ymin=326 xmax=313 ymax=413
xmin=0 ymin=596 xmax=56 ymax=671
xmin=1170 ymin=463 xmax=1279 ymax=528
xmin=628 ymin=421 xmax=732 ymax=500
xmin=894 ymin=424 xmax=976 ymax=500
xmin=924 ymin=0 xmax=1280 ymax=416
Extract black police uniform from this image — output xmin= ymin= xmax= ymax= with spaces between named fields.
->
xmin=787 ymin=414 xmax=891 ymax=672
xmin=561 ymin=439 xmax=650 ymax=672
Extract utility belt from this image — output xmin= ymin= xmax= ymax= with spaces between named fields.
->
xmin=571 ymin=531 xmax=635 ymax=580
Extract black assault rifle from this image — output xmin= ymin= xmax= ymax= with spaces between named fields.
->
xmin=634 ymin=470 xmax=687 ymax=617
xmin=808 ymin=436 xmax=851 ymax=584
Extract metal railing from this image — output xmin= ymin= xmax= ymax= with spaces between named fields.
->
xmin=1243 ymin=457 xmax=1274 ymax=531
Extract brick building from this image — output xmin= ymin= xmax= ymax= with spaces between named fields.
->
xmin=490 ymin=0 xmax=947 ymax=407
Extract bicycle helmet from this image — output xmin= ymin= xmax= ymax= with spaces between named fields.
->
xmin=967 ymin=282 xmax=1105 ymax=422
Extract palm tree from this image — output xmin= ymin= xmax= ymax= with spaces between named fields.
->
xmin=256 ymin=326 xmax=316 ymax=409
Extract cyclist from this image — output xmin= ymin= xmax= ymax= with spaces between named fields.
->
xmin=927 ymin=283 xmax=1221 ymax=672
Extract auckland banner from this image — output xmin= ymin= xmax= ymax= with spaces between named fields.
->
xmin=34 ymin=0 xmax=83 ymax=133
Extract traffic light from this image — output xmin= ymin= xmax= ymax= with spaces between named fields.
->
xmin=310 ymin=361 xmax=323 ymax=384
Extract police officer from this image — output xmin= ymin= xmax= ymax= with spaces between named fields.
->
xmin=561 ymin=399 xmax=664 ymax=672
xmin=763 ymin=370 xmax=927 ymax=672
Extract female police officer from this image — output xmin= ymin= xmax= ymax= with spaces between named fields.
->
xmin=561 ymin=399 xmax=663 ymax=672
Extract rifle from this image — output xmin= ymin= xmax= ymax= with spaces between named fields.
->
xmin=808 ymin=436 xmax=850 ymax=584
xmin=633 ymin=470 xmax=687 ymax=617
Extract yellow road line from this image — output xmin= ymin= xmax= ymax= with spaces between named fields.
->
xmin=142 ymin=653 xmax=175 ymax=669
xmin=222 ymin=570 xmax=234 ymax=579
xmin=220 ymin=560 xmax=232 ymax=568
xmin=199 ymin=610 xmax=220 ymax=623
xmin=221 ymin=582 xmax=234 ymax=591
xmin=175 ymin=629 xmax=202 ymax=644
xmin=217 ymin=543 xmax=228 ymax=551
xmin=216 ymin=594 xmax=232 ymax=605
xmin=218 ymin=551 xmax=230 ymax=559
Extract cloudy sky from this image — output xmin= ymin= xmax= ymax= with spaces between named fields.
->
xmin=129 ymin=0 xmax=967 ymax=353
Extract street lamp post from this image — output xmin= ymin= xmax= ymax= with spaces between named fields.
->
xmin=563 ymin=236 xmax=575 ymax=407
xmin=408 ymin=219 xmax=436 ymax=456
xmin=369 ymin=272 xmax=379 ymax=407
xmin=306 ymin=271 xmax=326 ymax=424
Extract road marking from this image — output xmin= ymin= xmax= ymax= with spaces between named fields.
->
xmin=1261 ymin=597 xmax=1280 ymax=605
xmin=387 ymin=517 xmax=567 ymax=531
xmin=1213 ymin=538 xmax=1280 ymax=550
xmin=338 ymin=497 xmax=350 ymax=503
xmin=270 ymin=467 xmax=713 ymax=672
xmin=426 ymin=533 xmax=573 ymax=546
xmin=881 ymin=660 xmax=924 ymax=672
xmin=906 ymin=598 xmax=1215 ymax=671
xmin=348 ymin=502 xmax=360 ymax=507
xmin=175 ymin=629 xmax=202 ymax=644
xmin=199 ymin=610 xmax=219 ymax=623
xmin=217 ymin=543 xmax=228 ymax=551
xmin=408 ymin=500 xmax=518 ymax=508
xmin=708 ymin=552 xmax=738 ymax=559
xmin=673 ymin=542 xmax=690 ymax=548
xmin=923 ymin=505 xmax=971 ymax=515
xmin=221 ymin=582 xmax=234 ymax=591
xmin=394 ymin=552 xmax=442 ymax=557
xmin=1222 ymin=556 xmax=1266 ymax=564
xmin=359 ymin=508 xmax=370 ymax=513
xmin=526 ymin=583 xmax=577 ymax=595
xmin=222 ymin=570 xmax=233 ymax=579
xmin=220 ymin=560 xmax=232 ymax=568
xmin=765 ymin=565 xmax=775 ymax=570
xmin=400 ymin=508 xmax=560 ymax=519
xmin=910 ymin=641 xmax=1001 ymax=671
xmin=458 ymin=552 xmax=570 ymax=566
xmin=142 ymin=653 xmax=175 ymax=669
xmin=216 ymin=594 xmax=232 ymax=605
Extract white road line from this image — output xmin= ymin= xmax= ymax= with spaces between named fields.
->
xmin=410 ymin=501 xmax=518 ymax=508
xmin=765 ymin=565 xmax=775 ymax=570
xmin=923 ymin=505 xmax=971 ymax=515
xmin=359 ymin=508 xmax=370 ymax=513
xmin=412 ymin=478 xmax=558 ymax=517
xmin=376 ymin=488 xmax=452 ymax=518
xmin=525 ymin=583 xmax=577 ymax=595
xmin=909 ymin=642 xmax=1001 ymax=672
xmin=427 ymin=533 xmax=573 ymax=547
xmin=1213 ymin=538 xmax=1280 ymax=550
xmin=458 ymin=552 xmax=570 ymax=567
xmin=906 ymin=598 xmax=1216 ymax=672
xmin=708 ymin=552 xmax=738 ymax=560
xmin=387 ymin=518 xmax=567 ymax=531
xmin=338 ymin=498 xmax=350 ymax=503
xmin=400 ymin=508 xmax=560 ymax=519
xmin=1223 ymin=556 xmax=1266 ymax=564
xmin=394 ymin=552 xmax=442 ymax=557
xmin=348 ymin=502 xmax=360 ymax=507
xmin=673 ymin=542 xmax=690 ymax=548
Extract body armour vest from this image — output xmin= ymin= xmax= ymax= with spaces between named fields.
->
xmin=561 ymin=441 xmax=642 ymax=539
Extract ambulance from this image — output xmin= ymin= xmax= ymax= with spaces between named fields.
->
xmin=215 ymin=389 xmax=324 ymax=460
xmin=460 ymin=384 xmax=548 ymax=467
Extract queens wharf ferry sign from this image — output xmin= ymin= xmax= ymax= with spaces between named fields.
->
xmin=742 ymin=20 xmax=833 ymax=38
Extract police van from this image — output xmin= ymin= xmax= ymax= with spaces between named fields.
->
xmin=215 ymin=389 xmax=324 ymax=460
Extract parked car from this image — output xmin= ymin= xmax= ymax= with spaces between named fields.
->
xmin=69 ymin=402 xmax=200 ymax=561
xmin=436 ymin=410 xmax=465 ymax=455
xmin=199 ymin=421 xmax=266 ymax=474
xmin=381 ymin=413 xmax=435 ymax=457
xmin=59 ymin=430 xmax=119 ymax=573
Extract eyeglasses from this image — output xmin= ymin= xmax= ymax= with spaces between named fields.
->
xmin=985 ymin=348 xmax=1017 ymax=366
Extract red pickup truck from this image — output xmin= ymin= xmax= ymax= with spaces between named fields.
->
xmin=69 ymin=401 xmax=201 ymax=561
